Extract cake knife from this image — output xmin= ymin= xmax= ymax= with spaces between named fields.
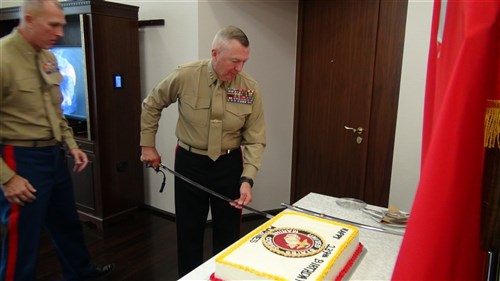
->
xmin=148 ymin=163 xmax=275 ymax=220
xmin=281 ymin=203 xmax=404 ymax=236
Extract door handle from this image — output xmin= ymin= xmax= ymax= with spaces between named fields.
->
xmin=344 ymin=126 xmax=364 ymax=144
xmin=344 ymin=126 xmax=364 ymax=135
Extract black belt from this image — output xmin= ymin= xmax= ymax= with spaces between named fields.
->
xmin=177 ymin=140 xmax=237 ymax=156
xmin=0 ymin=139 xmax=59 ymax=147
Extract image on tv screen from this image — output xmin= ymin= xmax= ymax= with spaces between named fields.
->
xmin=50 ymin=46 xmax=87 ymax=120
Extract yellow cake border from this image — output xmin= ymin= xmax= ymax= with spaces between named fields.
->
xmin=215 ymin=210 xmax=359 ymax=281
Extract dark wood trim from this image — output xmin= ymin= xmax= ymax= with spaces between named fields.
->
xmin=139 ymin=19 xmax=165 ymax=28
xmin=142 ymin=205 xmax=176 ymax=221
xmin=62 ymin=1 xmax=138 ymax=19
xmin=290 ymin=0 xmax=305 ymax=204
xmin=482 ymin=148 xmax=500 ymax=251
xmin=364 ymin=0 xmax=408 ymax=206
xmin=0 ymin=7 xmax=19 ymax=21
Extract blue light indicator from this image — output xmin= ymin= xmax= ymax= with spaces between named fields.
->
xmin=114 ymin=74 xmax=122 ymax=89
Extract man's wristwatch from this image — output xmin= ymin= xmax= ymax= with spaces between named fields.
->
xmin=239 ymin=176 xmax=254 ymax=188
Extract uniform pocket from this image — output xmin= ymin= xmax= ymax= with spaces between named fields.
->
xmin=180 ymin=95 xmax=211 ymax=127
xmin=225 ymin=102 xmax=251 ymax=130
xmin=15 ymin=78 xmax=43 ymax=110
xmin=18 ymin=77 xmax=40 ymax=93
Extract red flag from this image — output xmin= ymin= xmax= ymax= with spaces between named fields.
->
xmin=392 ymin=1 xmax=499 ymax=280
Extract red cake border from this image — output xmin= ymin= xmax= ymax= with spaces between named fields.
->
xmin=335 ymin=242 xmax=364 ymax=281
xmin=210 ymin=242 xmax=364 ymax=281
xmin=210 ymin=272 xmax=222 ymax=281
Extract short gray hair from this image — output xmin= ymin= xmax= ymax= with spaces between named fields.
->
xmin=212 ymin=25 xmax=249 ymax=51
xmin=20 ymin=0 xmax=63 ymax=25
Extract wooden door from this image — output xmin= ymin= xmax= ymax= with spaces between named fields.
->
xmin=291 ymin=0 xmax=408 ymax=206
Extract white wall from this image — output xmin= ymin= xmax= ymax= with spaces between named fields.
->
xmin=0 ymin=1 xmax=20 ymax=8
xmin=389 ymin=1 xmax=433 ymax=211
xmin=0 ymin=0 xmax=433 ymax=213
xmin=134 ymin=1 xmax=199 ymax=215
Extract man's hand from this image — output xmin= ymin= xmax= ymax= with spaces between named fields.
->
xmin=1 ymin=175 xmax=37 ymax=206
xmin=70 ymin=148 xmax=88 ymax=173
xmin=140 ymin=146 xmax=162 ymax=169
xmin=230 ymin=182 xmax=253 ymax=209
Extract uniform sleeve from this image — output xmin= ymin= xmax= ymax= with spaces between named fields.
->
xmin=240 ymin=83 xmax=266 ymax=180
xmin=140 ymin=71 xmax=180 ymax=147
xmin=62 ymin=117 xmax=78 ymax=150
xmin=0 ymin=44 xmax=16 ymax=184
xmin=0 ymin=159 xmax=16 ymax=185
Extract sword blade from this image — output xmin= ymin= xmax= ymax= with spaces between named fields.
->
xmin=159 ymin=164 xmax=274 ymax=219
xmin=281 ymin=203 xmax=404 ymax=236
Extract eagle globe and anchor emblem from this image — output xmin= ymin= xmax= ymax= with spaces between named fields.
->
xmin=262 ymin=227 xmax=325 ymax=257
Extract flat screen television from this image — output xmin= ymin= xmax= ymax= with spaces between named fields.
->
xmin=50 ymin=46 xmax=88 ymax=121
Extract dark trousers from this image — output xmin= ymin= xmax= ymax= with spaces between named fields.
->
xmin=0 ymin=145 xmax=95 ymax=281
xmin=174 ymin=146 xmax=242 ymax=277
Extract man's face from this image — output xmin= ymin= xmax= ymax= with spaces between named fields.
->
xmin=211 ymin=39 xmax=250 ymax=82
xmin=25 ymin=1 xmax=66 ymax=50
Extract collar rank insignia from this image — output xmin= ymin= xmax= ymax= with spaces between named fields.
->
xmin=226 ymin=88 xmax=255 ymax=104
xmin=42 ymin=60 xmax=59 ymax=74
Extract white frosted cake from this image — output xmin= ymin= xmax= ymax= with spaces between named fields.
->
xmin=211 ymin=210 xmax=362 ymax=281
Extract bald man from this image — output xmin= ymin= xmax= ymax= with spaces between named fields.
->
xmin=0 ymin=0 xmax=112 ymax=279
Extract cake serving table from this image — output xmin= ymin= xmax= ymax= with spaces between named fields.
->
xmin=179 ymin=192 xmax=405 ymax=280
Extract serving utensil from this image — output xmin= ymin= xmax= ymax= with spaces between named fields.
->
xmin=362 ymin=207 xmax=409 ymax=225
xmin=282 ymin=203 xmax=405 ymax=236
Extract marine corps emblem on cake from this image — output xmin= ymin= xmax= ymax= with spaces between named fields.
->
xmin=262 ymin=227 xmax=325 ymax=257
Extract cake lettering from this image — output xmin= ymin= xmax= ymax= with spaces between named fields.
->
xmin=295 ymin=258 xmax=324 ymax=280
xmin=322 ymin=244 xmax=335 ymax=258
xmin=250 ymin=226 xmax=275 ymax=243
xmin=274 ymin=228 xmax=299 ymax=234
xmin=333 ymin=227 xmax=349 ymax=239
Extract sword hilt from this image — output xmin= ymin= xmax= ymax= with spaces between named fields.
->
xmin=145 ymin=163 xmax=166 ymax=193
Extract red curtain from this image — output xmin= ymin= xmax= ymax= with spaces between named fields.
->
xmin=392 ymin=1 xmax=499 ymax=280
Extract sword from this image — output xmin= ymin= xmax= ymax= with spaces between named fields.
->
xmin=148 ymin=163 xmax=275 ymax=220
xmin=281 ymin=203 xmax=405 ymax=236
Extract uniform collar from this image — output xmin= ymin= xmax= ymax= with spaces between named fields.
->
xmin=207 ymin=59 xmax=229 ymax=89
xmin=207 ymin=59 xmax=219 ymax=87
xmin=11 ymin=28 xmax=39 ymax=61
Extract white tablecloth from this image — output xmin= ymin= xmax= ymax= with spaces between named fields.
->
xmin=179 ymin=192 xmax=404 ymax=280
